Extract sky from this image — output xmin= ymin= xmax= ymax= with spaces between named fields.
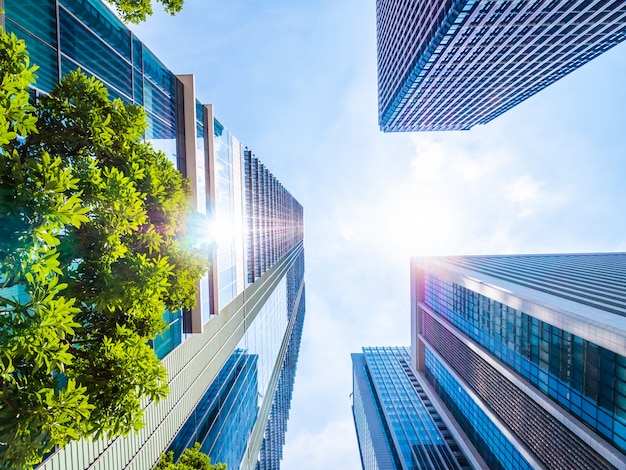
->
xmin=131 ymin=1 xmax=626 ymax=468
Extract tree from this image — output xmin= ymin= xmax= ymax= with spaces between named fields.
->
xmin=156 ymin=443 xmax=226 ymax=470
xmin=105 ymin=0 xmax=184 ymax=23
xmin=0 ymin=32 xmax=210 ymax=469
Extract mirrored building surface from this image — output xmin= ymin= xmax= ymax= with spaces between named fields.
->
xmin=411 ymin=253 xmax=626 ymax=470
xmin=351 ymin=347 xmax=481 ymax=470
xmin=376 ymin=1 xmax=626 ymax=131
xmin=2 ymin=1 xmax=305 ymax=469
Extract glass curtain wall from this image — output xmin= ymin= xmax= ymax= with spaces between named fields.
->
xmin=167 ymin=251 xmax=304 ymax=468
xmin=425 ymin=349 xmax=533 ymax=470
xmin=423 ymin=273 xmax=626 ymax=453
xmin=213 ymin=118 xmax=246 ymax=310
xmin=353 ymin=347 xmax=473 ymax=470
xmin=5 ymin=0 xmax=179 ymax=167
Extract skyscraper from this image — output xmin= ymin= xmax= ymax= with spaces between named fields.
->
xmin=2 ymin=1 xmax=305 ymax=469
xmin=411 ymin=253 xmax=626 ymax=469
xmin=376 ymin=1 xmax=626 ymax=131
xmin=256 ymin=292 xmax=306 ymax=470
xmin=351 ymin=347 xmax=486 ymax=470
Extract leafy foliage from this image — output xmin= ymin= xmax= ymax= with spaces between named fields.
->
xmin=156 ymin=443 xmax=227 ymax=470
xmin=0 ymin=32 xmax=210 ymax=469
xmin=106 ymin=0 xmax=184 ymax=23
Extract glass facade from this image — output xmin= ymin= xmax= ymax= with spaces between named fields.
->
xmin=5 ymin=0 xmax=60 ymax=92
xmin=421 ymin=307 xmax=615 ymax=470
xmin=425 ymin=348 xmax=532 ymax=470
xmin=243 ymin=151 xmax=304 ymax=286
xmin=423 ymin=273 xmax=626 ymax=453
xmin=5 ymin=0 xmax=180 ymax=163
xmin=352 ymin=353 xmax=398 ymax=470
xmin=213 ymin=118 xmax=246 ymax=309
xmin=256 ymin=285 xmax=306 ymax=470
xmin=167 ymin=349 xmax=259 ymax=467
xmin=376 ymin=0 xmax=626 ymax=131
xmin=209 ymin=119 xmax=304 ymax=313
xmin=352 ymin=347 xmax=473 ymax=470
xmin=168 ymin=251 xmax=305 ymax=469
xmin=413 ymin=254 xmax=626 ymax=470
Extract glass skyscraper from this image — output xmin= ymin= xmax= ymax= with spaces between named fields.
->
xmin=2 ymin=1 xmax=305 ymax=469
xmin=411 ymin=253 xmax=626 ymax=470
xmin=376 ymin=1 xmax=626 ymax=131
xmin=351 ymin=347 xmax=482 ymax=470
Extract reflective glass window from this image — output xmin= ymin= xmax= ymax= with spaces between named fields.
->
xmin=152 ymin=310 xmax=183 ymax=359
xmin=143 ymin=78 xmax=175 ymax=126
xmin=5 ymin=19 xmax=59 ymax=93
xmin=142 ymin=47 xmax=174 ymax=94
xmin=6 ymin=0 xmax=57 ymax=46
xmin=132 ymin=67 xmax=143 ymax=105
xmin=132 ymin=35 xmax=143 ymax=69
xmin=213 ymin=118 xmax=245 ymax=309
xmin=60 ymin=56 xmax=126 ymax=102
xmin=145 ymin=111 xmax=177 ymax=167
xmin=61 ymin=0 xmax=131 ymax=60
xmin=423 ymin=274 xmax=626 ymax=453
xmin=59 ymin=8 xmax=132 ymax=98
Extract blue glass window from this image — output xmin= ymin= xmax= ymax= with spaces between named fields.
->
xmin=152 ymin=310 xmax=183 ymax=359
xmin=425 ymin=349 xmax=533 ymax=470
xmin=5 ymin=19 xmax=59 ymax=93
xmin=142 ymin=47 xmax=174 ymax=94
xmin=6 ymin=0 xmax=57 ymax=46
xmin=61 ymin=0 xmax=131 ymax=60
xmin=59 ymin=8 xmax=132 ymax=98
xmin=423 ymin=274 xmax=626 ymax=453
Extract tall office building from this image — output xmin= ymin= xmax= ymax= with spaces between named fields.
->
xmin=256 ymin=292 xmax=305 ymax=470
xmin=411 ymin=253 xmax=626 ymax=470
xmin=376 ymin=1 xmax=626 ymax=131
xmin=351 ymin=347 xmax=486 ymax=470
xmin=2 ymin=1 xmax=305 ymax=469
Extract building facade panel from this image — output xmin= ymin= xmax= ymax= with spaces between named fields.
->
xmin=412 ymin=253 xmax=626 ymax=470
xmin=377 ymin=0 xmax=626 ymax=131
xmin=257 ymin=291 xmax=306 ymax=470
xmin=422 ymin=272 xmax=626 ymax=450
xmin=352 ymin=347 xmax=476 ymax=470
xmin=424 ymin=347 xmax=534 ymax=470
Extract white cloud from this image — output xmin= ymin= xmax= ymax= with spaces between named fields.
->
xmin=411 ymin=139 xmax=445 ymax=184
xmin=282 ymin=419 xmax=360 ymax=469
xmin=505 ymin=175 xmax=545 ymax=218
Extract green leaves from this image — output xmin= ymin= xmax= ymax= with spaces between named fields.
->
xmin=0 ymin=35 xmax=209 ymax=469
xmin=156 ymin=442 xmax=227 ymax=470
xmin=105 ymin=0 xmax=185 ymax=24
xmin=0 ymin=31 xmax=38 ymax=143
xmin=80 ymin=323 xmax=169 ymax=438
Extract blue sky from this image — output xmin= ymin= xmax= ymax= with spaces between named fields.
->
xmin=132 ymin=1 xmax=626 ymax=468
